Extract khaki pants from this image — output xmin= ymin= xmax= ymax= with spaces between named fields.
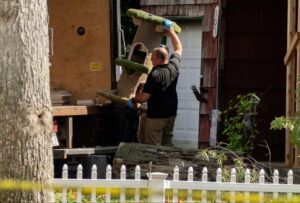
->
xmin=144 ymin=116 xmax=176 ymax=146
xmin=138 ymin=113 xmax=147 ymax=143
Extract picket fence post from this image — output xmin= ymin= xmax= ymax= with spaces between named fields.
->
xmin=273 ymin=169 xmax=279 ymax=199
xmin=216 ymin=168 xmax=222 ymax=203
xmin=230 ymin=168 xmax=236 ymax=203
xmin=106 ymin=165 xmax=112 ymax=203
xmin=244 ymin=168 xmax=250 ymax=203
xmin=187 ymin=167 xmax=193 ymax=203
xmin=173 ymin=166 xmax=179 ymax=203
xmin=135 ymin=165 xmax=141 ymax=202
xmin=259 ymin=169 xmax=265 ymax=203
xmin=91 ymin=165 xmax=97 ymax=203
xmin=120 ymin=165 xmax=126 ymax=203
xmin=76 ymin=164 xmax=83 ymax=203
xmin=202 ymin=167 xmax=208 ymax=203
xmin=62 ymin=164 xmax=68 ymax=203
xmin=147 ymin=172 xmax=168 ymax=203
xmin=287 ymin=170 xmax=293 ymax=199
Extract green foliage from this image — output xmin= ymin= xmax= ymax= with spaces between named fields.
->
xmin=270 ymin=116 xmax=294 ymax=131
xmin=198 ymin=149 xmax=227 ymax=168
xmin=270 ymin=77 xmax=300 ymax=148
xmin=222 ymin=93 xmax=260 ymax=153
xmin=197 ymin=148 xmax=259 ymax=183
xmin=271 ymin=114 xmax=300 ymax=148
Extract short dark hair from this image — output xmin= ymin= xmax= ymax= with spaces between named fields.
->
xmin=159 ymin=44 xmax=169 ymax=54
xmin=153 ymin=45 xmax=169 ymax=61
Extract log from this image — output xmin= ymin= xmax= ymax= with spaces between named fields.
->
xmin=112 ymin=142 xmax=219 ymax=181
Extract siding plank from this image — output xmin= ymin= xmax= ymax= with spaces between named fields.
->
xmin=141 ymin=5 xmax=205 ymax=17
xmin=141 ymin=0 xmax=218 ymax=6
xmin=201 ymin=32 xmax=218 ymax=59
xmin=201 ymin=59 xmax=217 ymax=87
xmin=202 ymin=4 xmax=216 ymax=32
xmin=199 ymin=115 xmax=210 ymax=143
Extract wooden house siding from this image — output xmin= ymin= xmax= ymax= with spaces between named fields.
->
xmin=202 ymin=32 xmax=217 ymax=59
xmin=141 ymin=1 xmax=219 ymax=147
xmin=140 ymin=5 xmax=205 ymax=17
xmin=140 ymin=0 xmax=218 ymax=5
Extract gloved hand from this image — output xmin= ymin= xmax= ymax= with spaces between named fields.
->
xmin=162 ymin=19 xmax=172 ymax=30
xmin=126 ymin=99 xmax=134 ymax=109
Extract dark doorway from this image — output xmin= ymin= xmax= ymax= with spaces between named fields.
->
xmin=220 ymin=0 xmax=287 ymax=161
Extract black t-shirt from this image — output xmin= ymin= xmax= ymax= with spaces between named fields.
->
xmin=143 ymin=53 xmax=181 ymax=118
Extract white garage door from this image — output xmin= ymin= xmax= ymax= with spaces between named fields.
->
xmin=167 ymin=21 xmax=202 ymax=149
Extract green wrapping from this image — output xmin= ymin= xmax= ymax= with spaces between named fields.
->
xmin=127 ymin=9 xmax=181 ymax=33
xmin=115 ymin=58 xmax=150 ymax=74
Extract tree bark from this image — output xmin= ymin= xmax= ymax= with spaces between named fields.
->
xmin=0 ymin=1 xmax=54 ymax=202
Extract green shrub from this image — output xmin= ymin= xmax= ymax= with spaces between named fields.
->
xmin=222 ymin=93 xmax=260 ymax=153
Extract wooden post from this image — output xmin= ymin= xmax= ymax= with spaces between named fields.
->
xmin=285 ymin=0 xmax=297 ymax=166
xmin=66 ymin=117 xmax=73 ymax=149
xmin=147 ymin=172 xmax=168 ymax=203
xmin=295 ymin=0 xmax=300 ymax=166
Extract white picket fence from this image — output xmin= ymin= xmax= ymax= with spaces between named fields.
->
xmin=54 ymin=164 xmax=300 ymax=203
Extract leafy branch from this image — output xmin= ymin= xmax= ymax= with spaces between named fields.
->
xmin=270 ymin=77 xmax=300 ymax=148
xmin=222 ymin=93 xmax=260 ymax=153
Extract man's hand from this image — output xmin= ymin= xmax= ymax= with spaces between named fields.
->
xmin=162 ymin=19 xmax=172 ymax=30
xmin=126 ymin=99 xmax=134 ymax=108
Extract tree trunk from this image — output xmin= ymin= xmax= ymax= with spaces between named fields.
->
xmin=0 ymin=1 xmax=54 ymax=202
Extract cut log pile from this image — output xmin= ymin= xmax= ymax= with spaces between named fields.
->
xmin=112 ymin=142 xmax=220 ymax=181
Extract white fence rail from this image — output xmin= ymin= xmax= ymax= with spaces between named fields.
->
xmin=54 ymin=164 xmax=300 ymax=203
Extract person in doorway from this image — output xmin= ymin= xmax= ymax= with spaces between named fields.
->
xmin=127 ymin=19 xmax=183 ymax=146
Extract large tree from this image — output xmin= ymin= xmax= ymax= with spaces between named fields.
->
xmin=0 ymin=0 xmax=53 ymax=202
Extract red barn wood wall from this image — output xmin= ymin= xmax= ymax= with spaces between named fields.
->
xmin=221 ymin=0 xmax=286 ymax=161
xmin=140 ymin=0 xmax=219 ymax=148
xmin=200 ymin=3 xmax=218 ymax=147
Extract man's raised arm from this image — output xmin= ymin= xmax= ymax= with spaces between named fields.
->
xmin=166 ymin=29 xmax=182 ymax=56
xmin=162 ymin=19 xmax=182 ymax=56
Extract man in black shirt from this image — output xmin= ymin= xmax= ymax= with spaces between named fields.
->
xmin=128 ymin=19 xmax=182 ymax=146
